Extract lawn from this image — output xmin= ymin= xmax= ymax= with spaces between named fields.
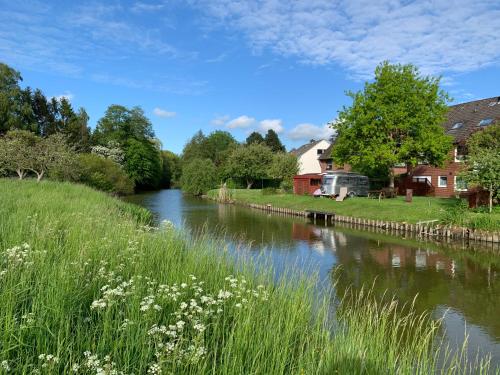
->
xmin=0 ymin=179 xmax=494 ymax=373
xmin=208 ymin=189 xmax=500 ymax=231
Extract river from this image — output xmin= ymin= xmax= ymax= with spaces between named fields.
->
xmin=126 ymin=189 xmax=500 ymax=367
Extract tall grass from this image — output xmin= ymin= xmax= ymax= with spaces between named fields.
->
xmin=0 ymin=180 xmax=495 ymax=374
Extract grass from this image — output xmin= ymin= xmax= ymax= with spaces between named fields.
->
xmin=0 ymin=179 xmax=496 ymax=374
xmin=207 ymin=189 xmax=500 ymax=231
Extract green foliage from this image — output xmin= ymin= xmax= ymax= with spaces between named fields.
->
xmin=225 ymin=143 xmax=274 ymax=188
xmin=93 ymin=105 xmax=154 ymax=146
xmin=160 ymin=150 xmax=181 ymax=188
xmin=203 ymin=130 xmax=238 ymax=167
xmin=264 ymin=129 xmax=286 ymax=152
xmin=333 ymin=62 xmax=453 ymax=183
xmin=180 ymin=158 xmax=218 ymax=195
xmin=77 ymin=153 xmax=134 ymax=195
xmin=269 ymin=152 xmax=299 ymax=182
xmin=0 ymin=130 xmax=75 ymax=181
xmin=462 ymin=123 xmax=500 ymax=212
xmin=245 ymin=131 xmax=265 ymax=145
xmin=0 ymin=180 xmax=490 ymax=373
xmin=124 ymin=139 xmax=162 ymax=189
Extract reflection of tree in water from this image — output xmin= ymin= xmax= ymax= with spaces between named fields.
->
xmin=182 ymin=203 xmax=304 ymax=251
xmin=331 ymin=237 xmax=500 ymax=340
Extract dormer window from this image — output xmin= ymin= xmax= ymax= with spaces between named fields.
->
xmin=478 ymin=118 xmax=493 ymax=127
xmin=454 ymin=144 xmax=467 ymax=162
xmin=317 ymin=149 xmax=324 ymax=155
xmin=451 ymin=122 xmax=463 ymax=130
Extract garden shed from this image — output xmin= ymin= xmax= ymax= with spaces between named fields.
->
xmin=293 ymin=174 xmax=322 ymax=195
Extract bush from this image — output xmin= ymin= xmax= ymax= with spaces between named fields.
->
xmin=181 ymin=158 xmax=218 ymax=196
xmin=279 ymin=179 xmax=294 ymax=193
xmin=77 ymin=154 xmax=134 ymax=195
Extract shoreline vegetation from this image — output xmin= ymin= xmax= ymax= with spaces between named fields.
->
xmin=0 ymin=179 xmax=496 ymax=373
xmin=207 ymin=189 xmax=500 ymax=232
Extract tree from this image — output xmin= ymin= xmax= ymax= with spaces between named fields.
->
xmin=31 ymin=133 xmax=76 ymax=182
xmin=461 ymin=123 xmax=500 ymax=212
xmin=269 ymin=152 xmax=299 ymax=190
xmin=124 ymin=138 xmax=162 ymax=189
xmin=160 ymin=150 xmax=181 ymax=188
xmin=181 ymin=130 xmax=208 ymax=164
xmin=0 ymin=130 xmax=38 ymax=179
xmin=246 ymin=131 xmax=265 ymax=145
xmin=203 ymin=130 xmax=238 ymax=167
xmin=91 ymin=141 xmax=125 ymax=165
xmin=180 ymin=158 xmax=218 ymax=195
xmin=93 ymin=105 xmax=154 ymax=146
xmin=225 ymin=143 xmax=274 ymax=189
xmin=264 ymin=129 xmax=286 ymax=152
xmin=332 ymin=62 xmax=453 ymax=187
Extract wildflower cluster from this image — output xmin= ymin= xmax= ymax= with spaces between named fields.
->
xmin=146 ymin=275 xmax=270 ymax=370
xmin=38 ymin=354 xmax=59 ymax=369
xmin=1 ymin=243 xmax=45 ymax=279
xmin=71 ymin=351 xmax=125 ymax=374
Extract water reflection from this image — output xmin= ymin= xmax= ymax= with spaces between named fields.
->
xmin=125 ymin=189 xmax=500 ymax=365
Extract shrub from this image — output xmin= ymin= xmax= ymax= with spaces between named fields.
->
xmin=77 ymin=153 xmax=134 ymax=195
xmin=181 ymin=158 xmax=218 ymax=196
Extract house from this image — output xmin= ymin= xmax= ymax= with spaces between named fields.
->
xmin=409 ymin=96 xmax=500 ymax=197
xmin=317 ymin=96 xmax=500 ymax=197
xmin=290 ymin=139 xmax=331 ymax=175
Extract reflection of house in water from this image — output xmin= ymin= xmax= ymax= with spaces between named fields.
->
xmin=291 ymin=223 xmax=348 ymax=255
xmin=369 ymin=245 xmax=458 ymax=276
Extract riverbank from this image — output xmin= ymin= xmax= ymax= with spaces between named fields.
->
xmin=0 ymin=180 xmax=494 ymax=373
xmin=207 ymin=189 xmax=500 ymax=232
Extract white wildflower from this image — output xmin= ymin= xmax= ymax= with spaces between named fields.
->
xmin=1 ymin=360 xmax=10 ymax=372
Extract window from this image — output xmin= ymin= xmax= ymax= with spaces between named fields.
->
xmin=326 ymin=161 xmax=333 ymax=170
xmin=317 ymin=149 xmax=324 ymax=155
xmin=451 ymin=122 xmax=463 ymax=130
xmin=438 ymin=176 xmax=448 ymax=188
xmin=412 ymin=176 xmax=431 ymax=184
xmin=478 ymin=118 xmax=493 ymax=127
xmin=454 ymin=145 xmax=466 ymax=162
xmin=454 ymin=176 xmax=467 ymax=191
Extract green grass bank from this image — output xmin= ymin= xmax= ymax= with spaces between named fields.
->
xmin=208 ymin=189 xmax=500 ymax=231
xmin=0 ymin=179 xmax=495 ymax=374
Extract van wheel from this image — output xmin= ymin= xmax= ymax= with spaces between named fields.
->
xmin=348 ymin=191 xmax=356 ymax=198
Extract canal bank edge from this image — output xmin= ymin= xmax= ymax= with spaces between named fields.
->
xmin=207 ymin=196 xmax=500 ymax=246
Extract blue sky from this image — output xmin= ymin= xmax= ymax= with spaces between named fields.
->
xmin=1 ymin=0 xmax=499 ymax=153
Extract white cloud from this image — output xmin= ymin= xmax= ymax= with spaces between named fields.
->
xmin=288 ymin=123 xmax=334 ymax=141
xmin=53 ymin=92 xmax=74 ymax=102
xmin=131 ymin=2 xmax=165 ymax=12
xmin=226 ymin=115 xmax=256 ymax=129
xmin=153 ymin=107 xmax=176 ymax=118
xmin=211 ymin=115 xmax=230 ymax=126
xmin=259 ymin=119 xmax=284 ymax=133
xmin=196 ymin=0 xmax=500 ymax=78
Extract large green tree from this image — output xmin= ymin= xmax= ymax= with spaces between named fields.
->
xmin=124 ymin=138 xmax=162 ymax=189
xmin=461 ymin=123 xmax=500 ymax=212
xmin=225 ymin=143 xmax=274 ymax=189
xmin=160 ymin=150 xmax=181 ymax=188
xmin=245 ymin=131 xmax=265 ymax=145
xmin=180 ymin=158 xmax=218 ymax=195
xmin=264 ymin=129 xmax=286 ymax=152
xmin=269 ymin=152 xmax=299 ymax=190
xmin=332 ymin=62 xmax=453 ymax=186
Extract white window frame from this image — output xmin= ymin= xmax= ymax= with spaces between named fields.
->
xmin=454 ymin=147 xmax=465 ymax=162
xmin=454 ymin=176 xmax=468 ymax=191
xmin=438 ymin=176 xmax=448 ymax=188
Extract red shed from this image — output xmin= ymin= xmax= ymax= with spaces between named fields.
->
xmin=293 ymin=174 xmax=322 ymax=195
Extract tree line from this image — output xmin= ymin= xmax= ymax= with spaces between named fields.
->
xmin=179 ymin=129 xmax=298 ymax=195
xmin=0 ymin=62 xmax=180 ymax=194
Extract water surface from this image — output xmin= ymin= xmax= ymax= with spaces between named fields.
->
xmin=126 ymin=189 xmax=500 ymax=366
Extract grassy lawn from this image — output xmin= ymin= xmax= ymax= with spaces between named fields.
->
xmin=0 ymin=179 xmax=494 ymax=373
xmin=208 ymin=189 xmax=500 ymax=231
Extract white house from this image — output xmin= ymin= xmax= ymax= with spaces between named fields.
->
xmin=290 ymin=139 xmax=331 ymax=175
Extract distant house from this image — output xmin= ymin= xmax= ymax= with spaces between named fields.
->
xmin=317 ymin=96 xmax=500 ymax=197
xmin=290 ymin=139 xmax=331 ymax=175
